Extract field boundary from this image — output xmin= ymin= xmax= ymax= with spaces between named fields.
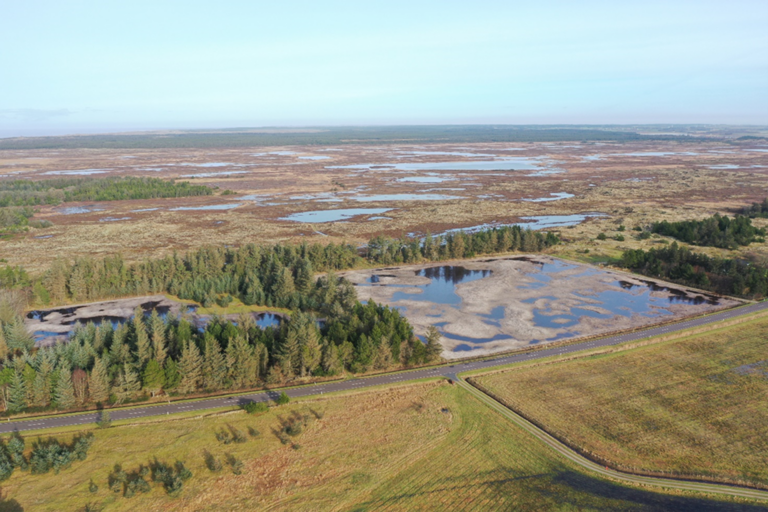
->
xmin=462 ymin=377 xmax=768 ymax=495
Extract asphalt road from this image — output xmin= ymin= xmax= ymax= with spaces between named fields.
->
xmin=2 ymin=301 xmax=766 ymax=436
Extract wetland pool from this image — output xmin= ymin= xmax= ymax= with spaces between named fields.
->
xmin=345 ymin=257 xmax=736 ymax=359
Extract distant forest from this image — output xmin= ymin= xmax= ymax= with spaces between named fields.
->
xmin=0 ymin=126 xmax=706 ymax=150
xmin=0 ymin=177 xmax=213 ymax=207
xmin=0 ymin=177 xmax=214 ymax=235
xmin=650 ymin=214 xmax=766 ymax=249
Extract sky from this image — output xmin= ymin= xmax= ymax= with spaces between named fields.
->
xmin=1 ymin=0 xmax=767 ymax=137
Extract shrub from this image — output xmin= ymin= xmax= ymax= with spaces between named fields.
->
xmin=276 ymin=392 xmax=290 ymax=405
xmin=615 ymin=234 xmax=625 ymax=242
xmin=618 ymin=225 xmax=626 ymax=232
xmin=596 ymin=233 xmax=607 ymax=241
xmin=242 ymin=401 xmax=268 ymax=414
xmin=89 ymin=480 xmax=98 ymax=493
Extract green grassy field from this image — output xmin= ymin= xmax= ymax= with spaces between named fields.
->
xmin=472 ymin=315 xmax=768 ymax=490
xmin=0 ymin=381 xmax=761 ymax=511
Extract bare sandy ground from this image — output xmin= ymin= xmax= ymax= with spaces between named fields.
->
xmin=342 ymin=256 xmax=741 ymax=359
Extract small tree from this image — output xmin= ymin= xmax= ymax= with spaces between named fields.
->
xmin=142 ymin=359 xmax=165 ymax=397
xmin=276 ymin=391 xmax=290 ymax=406
xmin=596 ymin=233 xmax=607 ymax=241
xmin=424 ymin=326 xmax=443 ymax=362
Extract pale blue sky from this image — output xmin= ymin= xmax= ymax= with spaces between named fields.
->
xmin=1 ymin=0 xmax=767 ymax=137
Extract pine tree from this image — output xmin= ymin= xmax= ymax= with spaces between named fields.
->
xmin=372 ymin=339 xmax=393 ymax=370
xmin=202 ymin=334 xmax=227 ymax=390
xmin=133 ymin=307 xmax=151 ymax=368
xmin=55 ymin=366 xmax=76 ymax=410
xmin=424 ymin=326 xmax=443 ymax=362
xmin=32 ymin=371 xmax=51 ymax=408
xmin=164 ymin=359 xmax=180 ymax=390
xmin=142 ymin=359 xmax=165 ymax=397
xmin=278 ymin=329 xmax=299 ymax=378
xmin=148 ymin=310 xmax=167 ymax=366
xmin=116 ymin=363 xmax=141 ymax=403
xmin=89 ymin=356 xmax=111 ymax=404
xmin=110 ymin=323 xmax=131 ymax=365
xmin=226 ymin=336 xmax=257 ymax=389
xmin=177 ymin=341 xmax=203 ymax=394
xmin=21 ymin=364 xmax=36 ymax=405
xmin=0 ymin=328 xmax=8 ymax=361
xmin=5 ymin=319 xmax=34 ymax=352
xmin=298 ymin=324 xmax=321 ymax=377
xmin=321 ymin=341 xmax=342 ymax=375
xmin=7 ymin=370 xmax=26 ymax=413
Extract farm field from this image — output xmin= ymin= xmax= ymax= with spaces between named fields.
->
xmin=0 ymin=381 xmax=763 ymax=511
xmin=472 ymin=314 xmax=768 ymax=489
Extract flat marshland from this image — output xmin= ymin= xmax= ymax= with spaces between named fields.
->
xmin=0 ymin=382 xmax=759 ymax=511
xmin=2 ymin=138 xmax=768 ymax=273
xmin=472 ymin=314 xmax=768 ymax=489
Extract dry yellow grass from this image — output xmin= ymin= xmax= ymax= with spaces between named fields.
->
xmin=473 ymin=315 xmax=768 ymax=489
xmin=0 ymin=381 xmax=761 ymax=511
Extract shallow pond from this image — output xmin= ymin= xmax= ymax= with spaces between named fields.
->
xmin=522 ymin=192 xmax=575 ymax=202
xmin=326 ymin=157 xmax=547 ymax=172
xmin=350 ymin=257 xmax=730 ymax=358
xmin=280 ymin=208 xmax=393 ymax=223
xmin=170 ymin=203 xmax=241 ymax=211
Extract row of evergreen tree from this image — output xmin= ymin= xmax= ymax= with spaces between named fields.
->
xmin=650 ymin=213 xmax=765 ymax=249
xmin=619 ymin=242 xmax=768 ymax=298
xmin=0 ymin=176 xmax=213 ymax=207
xmin=367 ymin=225 xmax=559 ymax=265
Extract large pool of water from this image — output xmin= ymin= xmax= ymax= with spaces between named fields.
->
xmin=353 ymin=259 xmax=723 ymax=354
xmin=326 ymin=157 xmax=547 ymax=172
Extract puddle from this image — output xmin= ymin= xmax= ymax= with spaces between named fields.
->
xmin=396 ymin=176 xmax=452 ymax=183
xmin=44 ymin=169 xmax=110 ymax=175
xmin=395 ymin=151 xmax=497 ymax=157
xmin=170 ymin=204 xmax=241 ymax=211
xmin=130 ymin=207 xmax=160 ymax=212
xmin=180 ymin=171 xmax=250 ymax=178
xmin=256 ymin=313 xmax=281 ymax=329
xmin=34 ymin=234 xmax=54 ymax=239
xmin=99 ymin=216 xmax=131 ymax=222
xmin=326 ymin=157 xmax=547 ymax=172
xmin=352 ymin=194 xmax=462 ymax=202
xmin=435 ymin=213 xmax=607 ymax=237
xmin=55 ymin=206 xmax=105 ymax=215
xmin=298 ymin=156 xmax=331 ymax=160
xmin=281 ymin=208 xmax=393 ymax=223
xmin=522 ymin=192 xmax=575 ymax=202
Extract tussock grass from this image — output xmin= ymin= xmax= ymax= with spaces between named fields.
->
xmin=473 ymin=317 xmax=768 ymax=489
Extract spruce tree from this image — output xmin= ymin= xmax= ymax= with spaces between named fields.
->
xmin=117 ymin=363 xmax=141 ymax=403
xmin=424 ymin=326 xmax=443 ymax=362
xmin=142 ymin=359 xmax=165 ymax=397
xmin=226 ymin=336 xmax=257 ymax=389
xmin=133 ymin=307 xmax=151 ymax=368
xmin=7 ymin=370 xmax=26 ymax=413
xmin=164 ymin=359 xmax=180 ymax=390
xmin=0 ymin=328 xmax=8 ymax=361
xmin=6 ymin=319 xmax=34 ymax=352
xmin=89 ymin=356 xmax=111 ymax=403
xmin=55 ymin=366 xmax=76 ymax=410
xmin=202 ymin=335 xmax=227 ymax=390
xmin=177 ymin=341 xmax=203 ymax=394
xmin=149 ymin=310 xmax=167 ymax=366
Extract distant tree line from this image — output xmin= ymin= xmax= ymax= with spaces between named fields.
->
xmin=367 ymin=225 xmax=559 ymax=264
xmin=619 ymin=242 xmax=768 ymax=298
xmin=741 ymin=198 xmax=768 ymax=218
xmin=650 ymin=214 xmax=765 ymax=249
xmin=0 ymin=176 xmax=213 ymax=208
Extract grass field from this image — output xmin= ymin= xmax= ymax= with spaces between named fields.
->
xmin=472 ymin=315 xmax=768 ymax=490
xmin=0 ymin=382 xmax=762 ymax=511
